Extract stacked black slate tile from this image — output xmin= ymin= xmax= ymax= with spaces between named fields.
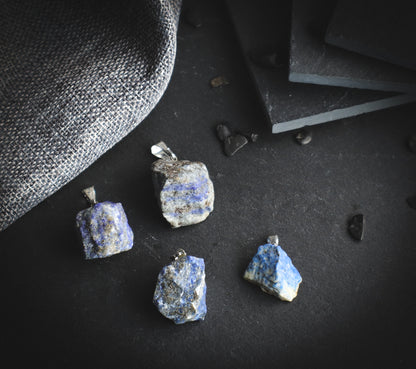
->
xmin=227 ymin=0 xmax=416 ymax=133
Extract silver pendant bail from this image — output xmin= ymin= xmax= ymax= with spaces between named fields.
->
xmin=267 ymin=235 xmax=279 ymax=246
xmin=82 ymin=186 xmax=97 ymax=206
xmin=151 ymin=141 xmax=178 ymax=161
xmin=171 ymin=248 xmax=187 ymax=261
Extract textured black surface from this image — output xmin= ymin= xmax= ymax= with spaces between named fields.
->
xmin=407 ymin=196 xmax=416 ymax=210
xmin=227 ymin=0 xmax=416 ymax=133
xmin=1 ymin=1 xmax=416 ymax=368
xmin=326 ymin=0 xmax=416 ymax=71
xmin=289 ymin=0 xmax=416 ymax=92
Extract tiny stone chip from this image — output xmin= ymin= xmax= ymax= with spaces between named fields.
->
xmin=153 ymin=252 xmax=207 ymax=324
xmin=76 ymin=201 xmax=134 ymax=259
xmin=152 ymin=159 xmax=214 ymax=228
xmin=348 ymin=213 xmax=365 ymax=241
xmin=216 ymin=123 xmax=232 ymax=141
xmin=210 ymin=75 xmax=229 ymax=88
xmin=294 ymin=129 xmax=312 ymax=145
xmin=244 ymin=242 xmax=302 ymax=302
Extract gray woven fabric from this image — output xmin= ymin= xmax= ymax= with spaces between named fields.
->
xmin=0 ymin=0 xmax=182 ymax=231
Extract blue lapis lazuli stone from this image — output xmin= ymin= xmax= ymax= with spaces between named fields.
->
xmin=153 ymin=255 xmax=207 ymax=324
xmin=76 ymin=201 xmax=134 ymax=259
xmin=152 ymin=160 xmax=214 ymax=228
xmin=244 ymin=243 xmax=302 ymax=301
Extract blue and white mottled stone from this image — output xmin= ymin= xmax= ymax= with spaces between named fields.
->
xmin=244 ymin=243 xmax=302 ymax=301
xmin=152 ymin=159 xmax=214 ymax=228
xmin=76 ymin=201 xmax=134 ymax=259
xmin=153 ymin=255 xmax=207 ymax=324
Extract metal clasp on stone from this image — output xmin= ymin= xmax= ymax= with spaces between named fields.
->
xmin=267 ymin=235 xmax=279 ymax=246
xmin=82 ymin=186 xmax=97 ymax=206
xmin=151 ymin=141 xmax=178 ymax=161
xmin=171 ymin=248 xmax=187 ymax=261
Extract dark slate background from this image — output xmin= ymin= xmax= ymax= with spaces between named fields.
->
xmin=1 ymin=1 xmax=415 ymax=368
xmin=289 ymin=0 xmax=416 ymax=93
xmin=326 ymin=0 xmax=416 ymax=72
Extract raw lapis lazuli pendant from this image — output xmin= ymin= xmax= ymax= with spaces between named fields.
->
xmin=244 ymin=235 xmax=302 ymax=302
xmin=151 ymin=142 xmax=214 ymax=228
xmin=153 ymin=249 xmax=207 ymax=324
xmin=76 ymin=186 xmax=134 ymax=259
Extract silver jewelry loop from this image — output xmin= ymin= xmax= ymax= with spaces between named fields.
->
xmin=151 ymin=141 xmax=178 ymax=161
xmin=82 ymin=186 xmax=97 ymax=206
xmin=267 ymin=235 xmax=279 ymax=246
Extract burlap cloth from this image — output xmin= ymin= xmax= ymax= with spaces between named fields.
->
xmin=0 ymin=0 xmax=182 ymax=231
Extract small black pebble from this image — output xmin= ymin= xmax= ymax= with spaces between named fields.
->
xmin=216 ymin=124 xmax=232 ymax=141
xmin=224 ymin=134 xmax=248 ymax=156
xmin=407 ymin=135 xmax=416 ymax=153
xmin=348 ymin=214 xmax=365 ymax=241
xmin=184 ymin=9 xmax=202 ymax=28
xmin=295 ymin=129 xmax=312 ymax=145
xmin=406 ymin=196 xmax=416 ymax=210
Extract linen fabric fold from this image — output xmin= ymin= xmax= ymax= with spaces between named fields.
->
xmin=0 ymin=0 xmax=181 ymax=231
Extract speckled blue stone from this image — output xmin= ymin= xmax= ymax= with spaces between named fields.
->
xmin=244 ymin=243 xmax=302 ymax=301
xmin=76 ymin=201 xmax=134 ymax=259
xmin=153 ymin=255 xmax=207 ymax=324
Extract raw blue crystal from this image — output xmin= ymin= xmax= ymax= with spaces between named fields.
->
xmin=76 ymin=201 xmax=134 ymax=259
xmin=244 ymin=243 xmax=302 ymax=301
xmin=152 ymin=159 xmax=214 ymax=228
xmin=153 ymin=253 xmax=207 ymax=324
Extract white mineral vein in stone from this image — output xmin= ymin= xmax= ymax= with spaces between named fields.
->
xmin=152 ymin=160 xmax=214 ymax=228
